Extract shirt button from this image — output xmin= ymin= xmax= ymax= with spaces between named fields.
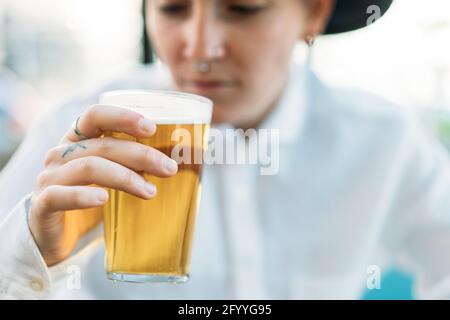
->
xmin=29 ymin=279 xmax=45 ymax=292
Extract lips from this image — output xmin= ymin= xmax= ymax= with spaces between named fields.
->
xmin=183 ymin=78 xmax=237 ymax=94
xmin=192 ymin=80 xmax=225 ymax=87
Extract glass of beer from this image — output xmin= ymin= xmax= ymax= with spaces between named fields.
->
xmin=99 ymin=90 xmax=213 ymax=283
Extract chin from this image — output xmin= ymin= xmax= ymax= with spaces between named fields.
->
xmin=211 ymin=112 xmax=228 ymax=125
xmin=212 ymin=109 xmax=248 ymax=128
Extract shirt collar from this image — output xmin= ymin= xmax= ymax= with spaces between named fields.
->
xmin=257 ymin=62 xmax=307 ymax=146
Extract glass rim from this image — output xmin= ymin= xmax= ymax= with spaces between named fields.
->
xmin=100 ymin=89 xmax=213 ymax=109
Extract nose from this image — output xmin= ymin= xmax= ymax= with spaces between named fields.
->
xmin=182 ymin=6 xmax=226 ymax=61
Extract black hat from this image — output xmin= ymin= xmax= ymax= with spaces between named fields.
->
xmin=141 ymin=0 xmax=394 ymax=63
xmin=324 ymin=0 xmax=393 ymax=34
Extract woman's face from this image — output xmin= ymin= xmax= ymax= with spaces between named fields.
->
xmin=147 ymin=0 xmax=333 ymax=128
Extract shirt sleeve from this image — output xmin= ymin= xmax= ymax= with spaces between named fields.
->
xmin=382 ymin=117 xmax=450 ymax=299
xmin=0 ymin=192 xmax=103 ymax=299
xmin=0 ymin=96 xmax=101 ymax=299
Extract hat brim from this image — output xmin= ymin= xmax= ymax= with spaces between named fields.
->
xmin=324 ymin=0 xmax=393 ymax=34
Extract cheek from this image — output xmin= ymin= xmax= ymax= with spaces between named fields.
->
xmin=148 ymin=19 xmax=182 ymax=65
xmin=220 ymin=19 xmax=299 ymax=122
xmin=233 ymin=23 xmax=298 ymax=92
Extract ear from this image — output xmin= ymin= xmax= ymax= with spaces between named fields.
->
xmin=301 ymin=0 xmax=336 ymax=41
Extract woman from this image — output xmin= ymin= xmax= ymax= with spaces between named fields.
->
xmin=1 ymin=0 xmax=450 ymax=299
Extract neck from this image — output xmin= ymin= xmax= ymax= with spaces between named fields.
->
xmin=234 ymin=77 xmax=289 ymax=132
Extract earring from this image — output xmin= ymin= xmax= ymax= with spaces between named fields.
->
xmin=305 ymin=35 xmax=315 ymax=66
xmin=305 ymin=35 xmax=315 ymax=47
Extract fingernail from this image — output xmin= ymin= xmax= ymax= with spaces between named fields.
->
xmin=139 ymin=117 xmax=156 ymax=134
xmin=164 ymin=158 xmax=178 ymax=174
xmin=143 ymin=182 xmax=156 ymax=198
xmin=95 ymin=189 xmax=108 ymax=203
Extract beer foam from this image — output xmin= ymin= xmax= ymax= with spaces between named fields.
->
xmin=99 ymin=90 xmax=213 ymax=124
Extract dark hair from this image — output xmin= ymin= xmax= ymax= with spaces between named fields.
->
xmin=141 ymin=0 xmax=153 ymax=64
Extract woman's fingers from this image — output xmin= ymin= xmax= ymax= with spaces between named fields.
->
xmin=34 ymin=185 xmax=108 ymax=216
xmin=61 ymin=104 xmax=157 ymax=143
xmin=45 ymin=137 xmax=178 ymax=177
xmin=37 ymin=156 xmax=157 ymax=200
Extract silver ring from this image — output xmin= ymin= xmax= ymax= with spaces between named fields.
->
xmin=194 ymin=61 xmax=211 ymax=73
xmin=72 ymin=116 xmax=89 ymax=141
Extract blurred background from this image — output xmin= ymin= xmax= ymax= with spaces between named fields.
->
xmin=0 ymin=0 xmax=449 ymax=299
xmin=0 ymin=0 xmax=143 ymax=167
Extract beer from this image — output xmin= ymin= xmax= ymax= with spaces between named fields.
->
xmin=100 ymin=91 xmax=213 ymax=283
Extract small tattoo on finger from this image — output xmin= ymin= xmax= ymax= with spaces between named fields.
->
xmin=62 ymin=143 xmax=87 ymax=158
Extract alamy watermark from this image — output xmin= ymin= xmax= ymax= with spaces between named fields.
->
xmin=171 ymin=127 xmax=280 ymax=176
xmin=366 ymin=265 xmax=382 ymax=290
xmin=66 ymin=265 xmax=81 ymax=290
xmin=367 ymin=5 xmax=382 ymax=26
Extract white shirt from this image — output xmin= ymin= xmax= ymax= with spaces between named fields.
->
xmin=2 ymin=62 xmax=450 ymax=300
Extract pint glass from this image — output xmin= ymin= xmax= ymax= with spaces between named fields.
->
xmin=99 ymin=90 xmax=213 ymax=283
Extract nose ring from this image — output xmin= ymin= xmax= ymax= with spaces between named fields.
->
xmin=194 ymin=61 xmax=211 ymax=73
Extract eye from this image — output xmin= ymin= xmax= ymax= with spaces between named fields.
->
xmin=227 ymin=4 xmax=264 ymax=15
xmin=158 ymin=4 xmax=188 ymax=16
